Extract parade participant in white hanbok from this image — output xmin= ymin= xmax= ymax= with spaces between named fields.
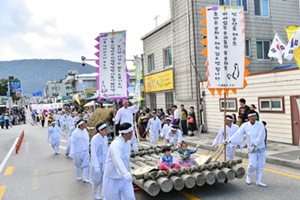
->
xmin=66 ymin=113 xmax=74 ymax=131
xmin=212 ymin=115 xmax=241 ymax=160
xmin=102 ymin=123 xmax=135 ymax=200
xmin=146 ymin=111 xmax=161 ymax=144
xmin=226 ymin=110 xmax=267 ymax=187
xmin=53 ymin=111 xmax=59 ymax=125
xmin=90 ymin=122 xmax=109 ymax=200
xmin=47 ymin=121 xmax=63 ymax=155
xmin=165 ymin=125 xmax=182 ymax=148
xmin=161 ymin=117 xmax=172 ymax=145
xmin=59 ymin=112 xmax=66 ymax=131
xmin=114 ymin=100 xmax=139 ymax=152
xmin=70 ymin=120 xmax=90 ymax=183
xmin=65 ymin=119 xmax=78 ymax=158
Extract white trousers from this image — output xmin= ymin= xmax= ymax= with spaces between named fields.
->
xmin=226 ymin=146 xmax=236 ymax=161
xmin=102 ymin=176 xmax=135 ymax=200
xmin=149 ymin=130 xmax=159 ymax=144
xmin=74 ymin=151 xmax=90 ymax=179
xmin=248 ymin=148 xmax=266 ymax=182
xmin=50 ymin=137 xmax=60 ymax=153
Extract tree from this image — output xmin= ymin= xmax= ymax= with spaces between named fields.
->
xmin=0 ymin=78 xmax=21 ymax=101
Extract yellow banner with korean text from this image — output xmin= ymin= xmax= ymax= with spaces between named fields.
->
xmin=144 ymin=69 xmax=174 ymax=92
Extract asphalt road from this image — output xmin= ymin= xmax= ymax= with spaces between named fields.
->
xmin=0 ymin=123 xmax=300 ymax=200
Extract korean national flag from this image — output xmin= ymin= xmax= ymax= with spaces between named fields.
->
xmin=268 ymin=33 xmax=286 ymax=64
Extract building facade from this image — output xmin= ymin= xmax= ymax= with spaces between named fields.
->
xmin=141 ymin=0 xmax=299 ymax=130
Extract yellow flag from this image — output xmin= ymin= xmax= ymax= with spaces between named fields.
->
xmin=294 ymin=46 xmax=300 ymax=69
xmin=73 ymin=93 xmax=81 ymax=105
xmin=285 ymin=26 xmax=299 ymax=41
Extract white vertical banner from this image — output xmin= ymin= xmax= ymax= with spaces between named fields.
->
xmin=133 ymin=56 xmax=142 ymax=102
xmin=98 ymin=30 xmax=128 ymax=101
xmin=206 ymin=6 xmax=245 ymax=88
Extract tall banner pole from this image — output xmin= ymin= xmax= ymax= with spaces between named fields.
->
xmin=223 ymin=91 xmax=227 ymax=161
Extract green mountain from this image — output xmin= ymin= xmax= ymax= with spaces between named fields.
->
xmin=0 ymin=59 xmax=96 ymax=96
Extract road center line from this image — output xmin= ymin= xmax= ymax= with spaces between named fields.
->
xmin=4 ymin=166 xmax=14 ymax=176
xmin=0 ymin=186 xmax=7 ymax=200
xmin=0 ymin=137 xmax=19 ymax=174
xmin=179 ymin=191 xmax=201 ymax=200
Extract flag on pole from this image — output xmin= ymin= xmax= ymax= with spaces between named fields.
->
xmin=268 ymin=33 xmax=286 ymax=64
xmin=284 ymin=28 xmax=300 ymax=61
xmin=133 ymin=56 xmax=142 ymax=102
xmin=285 ymin=26 xmax=299 ymax=41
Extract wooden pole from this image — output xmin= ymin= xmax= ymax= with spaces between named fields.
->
xmin=223 ymin=91 xmax=227 ymax=161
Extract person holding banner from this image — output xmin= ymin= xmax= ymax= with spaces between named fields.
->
xmin=114 ymin=100 xmax=139 ymax=152
xmin=225 ymin=110 xmax=267 ymax=187
xmin=212 ymin=115 xmax=241 ymax=160
xmin=70 ymin=120 xmax=90 ymax=183
xmin=90 ymin=122 xmax=108 ymax=200
xmin=102 ymin=123 xmax=135 ymax=200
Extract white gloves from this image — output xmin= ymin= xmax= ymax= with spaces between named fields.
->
xmin=123 ymin=171 xmax=132 ymax=182
xmin=95 ymin=167 xmax=100 ymax=173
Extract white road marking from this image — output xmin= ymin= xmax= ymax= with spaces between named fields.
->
xmin=0 ymin=137 xmax=19 ymax=173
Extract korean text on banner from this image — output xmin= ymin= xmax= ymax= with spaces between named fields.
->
xmin=205 ymin=6 xmax=246 ymax=89
xmin=98 ymin=31 xmax=128 ymax=100
xmin=144 ymin=69 xmax=174 ymax=92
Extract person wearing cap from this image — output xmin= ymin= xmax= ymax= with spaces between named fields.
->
xmin=158 ymin=146 xmax=180 ymax=170
xmin=90 ymin=122 xmax=109 ymax=200
xmin=226 ymin=110 xmax=267 ymax=187
xmin=114 ymin=100 xmax=139 ymax=152
xmin=250 ymin=104 xmax=259 ymax=121
xmin=165 ymin=125 xmax=183 ymax=148
xmin=47 ymin=121 xmax=63 ymax=155
xmin=212 ymin=115 xmax=241 ymax=160
xmin=146 ymin=111 xmax=162 ymax=144
xmin=102 ymin=123 xmax=136 ymax=200
xmin=161 ymin=117 xmax=172 ymax=145
xmin=71 ymin=119 xmax=90 ymax=183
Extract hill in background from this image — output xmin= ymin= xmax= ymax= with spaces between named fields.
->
xmin=0 ymin=59 xmax=96 ymax=96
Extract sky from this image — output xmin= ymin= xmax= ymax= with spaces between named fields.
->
xmin=0 ymin=0 xmax=170 ymax=65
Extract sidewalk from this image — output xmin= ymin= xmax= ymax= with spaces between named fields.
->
xmin=181 ymin=131 xmax=300 ymax=170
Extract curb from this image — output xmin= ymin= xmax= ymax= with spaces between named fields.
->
xmin=183 ymin=139 xmax=300 ymax=170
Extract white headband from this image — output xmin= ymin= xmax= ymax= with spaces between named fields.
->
xmin=98 ymin=124 xmax=107 ymax=131
xmin=171 ymin=127 xmax=177 ymax=131
xmin=77 ymin=121 xmax=85 ymax=127
xmin=119 ymin=127 xmax=133 ymax=134
xmin=226 ymin=117 xmax=233 ymax=121
xmin=248 ymin=113 xmax=256 ymax=117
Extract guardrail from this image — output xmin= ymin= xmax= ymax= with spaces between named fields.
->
xmin=15 ymin=131 xmax=25 ymax=154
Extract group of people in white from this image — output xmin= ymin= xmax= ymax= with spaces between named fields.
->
xmin=47 ymin=101 xmax=139 ymax=200
xmin=47 ymin=101 xmax=268 ymax=200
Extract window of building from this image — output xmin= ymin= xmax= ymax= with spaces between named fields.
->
xmin=149 ymin=93 xmax=157 ymax=110
xmin=219 ymin=98 xmax=237 ymax=112
xmin=256 ymin=40 xmax=270 ymax=59
xmin=52 ymin=86 xmax=60 ymax=91
xmin=258 ymin=96 xmax=285 ymax=113
xmin=165 ymin=92 xmax=174 ymax=110
xmin=148 ymin=54 xmax=155 ymax=72
xmin=246 ymin=39 xmax=251 ymax=57
xmin=163 ymin=47 xmax=173 ymax=67
xmin=219 ymin=0 xmax=231 ymax=5
xmin=66 ymin=86 xmax=72 ymax=90
xmin=236 ymin=0 xmax=248 ymax=11
xmin=254 ymin=0 xmax=269 ymax=16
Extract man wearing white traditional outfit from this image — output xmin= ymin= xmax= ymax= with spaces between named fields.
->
xmin=226 ymin=110 xmax=267 ymax=187
xmin=70 ymin=120 xmax=90 ymax=183
xmin=114 ymin=100 xmax=139 ymax=152
xmin=146 ymin=111 xmax=161 ymax=144
xmin=47 ymin=121 xmax=63 ymax=155
xmin=59 ymin=112 xmax=66 ymax=131
xmin=102 ymin=123 xmax=135 ymax=200
xmin=66 ymin=119 xmax=78 ymax=158
xmin=65 ymin=113 xmax=74 ymax=132
xmin=90 ymin=122 xmax=109 ymax=200
xmin=165 ymin=125 xmax=182 ymax=148
xmin=212 ymin=115 xmax=241 ymax=160
xmin=161 ymin=117 xmax=172 ymax=145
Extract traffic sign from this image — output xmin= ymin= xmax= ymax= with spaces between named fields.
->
xmin=10 ymin=82 xmax=21 ymax=89
xmin=13 ymin=89 xmax=23 ymax=93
